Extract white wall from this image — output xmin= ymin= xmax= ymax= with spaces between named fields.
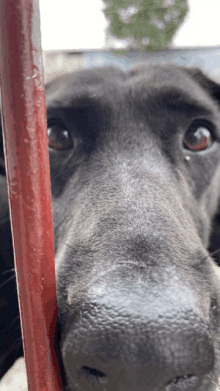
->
xmin=39 ymin=0 xmax=220 ymax=51
xmin=173 ymin=0 xmax=220 ymax=47
xmin=39 ymin=0 xmax=107 ymax=50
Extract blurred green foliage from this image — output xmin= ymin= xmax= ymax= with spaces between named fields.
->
xmin=103 ymin=0 xmax=188 ymax=51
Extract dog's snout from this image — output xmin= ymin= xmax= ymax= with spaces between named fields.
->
xmin=62 ymin=277 xmax=214 ymax=391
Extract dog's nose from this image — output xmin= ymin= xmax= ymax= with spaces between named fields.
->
xmin=63 ymin=279 xmax=214 ymax=391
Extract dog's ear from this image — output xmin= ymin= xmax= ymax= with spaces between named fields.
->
xmin=182 ymin=67 xmax=220 ymax=103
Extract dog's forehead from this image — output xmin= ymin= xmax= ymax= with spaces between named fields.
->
xmin=45 ymin=64 xmax=216 ymax=116
xmin=45 ymin=66 xmax=126 ymax=106
xmin=127 ymin=65 xmax=215 ymax=107
xmin=46 ymin=64 xmax=185 ymax=95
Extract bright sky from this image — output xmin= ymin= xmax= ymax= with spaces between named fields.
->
xmin=39 ymin=0 xmax=220 ymax=51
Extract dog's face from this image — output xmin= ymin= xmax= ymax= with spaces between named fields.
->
xmin=1 ymin=64 xmax=220 ymax=390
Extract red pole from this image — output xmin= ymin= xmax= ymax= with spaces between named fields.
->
xmin=0 ymin=0 xmax=61 ymax=390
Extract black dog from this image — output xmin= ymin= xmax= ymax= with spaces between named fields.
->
xmin=1 ymin=63 xmax=220 ymax=391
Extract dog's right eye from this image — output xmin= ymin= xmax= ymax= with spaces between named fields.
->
xmin=47 ymin=121 xmax=73 ymax=150
xmin=183 ymin=123 xmax=213 ymax=151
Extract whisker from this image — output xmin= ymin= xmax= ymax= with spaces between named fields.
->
xmin=14 ymin=338 xmax=23 ymax=361
xmin=0 ymin=274 xmax=16 ymax=289
xmin=1 ymin=268 xmax=15 ymax=276
xmin=9 ymin=316 xmax=20 ymax=330
xmin=14 ymin=325 xmax=22 ymax=331
xmin=205 ymin=374 xmax=220 ymax=390
xmin=210 ymin=248 xmax=220 ymax=257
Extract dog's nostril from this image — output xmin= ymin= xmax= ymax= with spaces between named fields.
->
xmin=79 ymin=366 xmax=108 ymax=384
xmin=165 ymin=374 xmax=199 ymax=391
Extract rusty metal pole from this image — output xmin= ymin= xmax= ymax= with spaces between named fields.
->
xmin=0 ymin=0 xmax=62 ymax=389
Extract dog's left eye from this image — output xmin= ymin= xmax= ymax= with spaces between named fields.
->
xmin=47 ymin=121 xmax=73 ymax=150
xmin=183 ymin=123 xmax=213 ymax=151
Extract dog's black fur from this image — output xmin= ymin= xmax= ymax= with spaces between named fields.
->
xmin=1 ymin=64 xmax=220 ymax=391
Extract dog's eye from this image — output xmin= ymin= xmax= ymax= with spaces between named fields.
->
xmin=183 ymin=124 xmax=213 ymax=151
xmin=47 ymin=121 xmax=73 ymax=150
